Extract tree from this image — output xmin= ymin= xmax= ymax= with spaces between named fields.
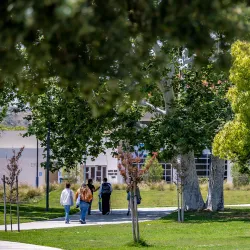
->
xmin=118 ymin=151 xmax=157 ymax=243
xmin=141 ymin=49 xmax=232 ymax=211
xmin=0 ymin=1 xmax=250 ymax=110
xmin=3 ymin=146 xmax=24 ymax=229
xmin=213 ymin=41 xmax=250 ymax=169
xmin=22 ymin=82 xmax=143 ymax=172
xmin=143 ymin=156 xmax=163 ymax=182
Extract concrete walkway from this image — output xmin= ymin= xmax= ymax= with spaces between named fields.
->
xmin=0 ymin=207 xmax=176 ymax=250
xmin=0 ymin=241 xmax=61 ymax=250
xmin=0 ymin=207 xmax=176 ymax=231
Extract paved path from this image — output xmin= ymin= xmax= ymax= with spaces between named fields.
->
xmin=0 ymin=241 xmax=61 ymax=250
xmin=0 ymin=207 xmax=176 ymax=231
xmin=0 ymin=207 xmax=176 ymax=250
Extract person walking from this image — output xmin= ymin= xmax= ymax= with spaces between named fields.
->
xmin=87 ymin=179 xmax=100 ymax=215
xmin=99 ymin=178 xmax=112 ymax=215
xmin=75 ymin=183 xmax=93 ymax=224
xmin=126 ymin=185 xmax=141 ymax=216
xmin=60 ymin=182 xmax=74 ymax=224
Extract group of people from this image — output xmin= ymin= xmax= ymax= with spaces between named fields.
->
xmin=60 ymin=178 xmax=113 ymax=224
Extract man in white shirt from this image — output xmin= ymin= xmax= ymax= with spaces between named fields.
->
xmin=60 ymin=182 xmax=74 ymax=223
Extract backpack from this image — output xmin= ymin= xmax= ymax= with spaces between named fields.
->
xmin=79 ymin=187 xmax=93 ymax=202
xmin=101 ymin=183 xmax=111 ymax=194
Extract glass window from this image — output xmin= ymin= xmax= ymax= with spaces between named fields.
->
xmin=102 ymin=167 xmax=107 ymax=179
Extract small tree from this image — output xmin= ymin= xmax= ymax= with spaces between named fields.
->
xmin=143 ymin=156 xmax=163 ymax=182
xmin=4 ymin=146 xmax=24 ymax=229
xmin=118 ymin=151 xmax=157 ymax=243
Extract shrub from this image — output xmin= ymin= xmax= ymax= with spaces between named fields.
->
xmin=112 ymin=183 xmax=127 ymax=190
xmin=148 ymin=181 xmax=167 ymax=191
xmin=199 ymin=177 xmax=208 ymax=185
xmin=232 ymin=163 xmax=250 ymax=187
xmin=224 ymin=183 xmax=234 ymax=190
xmin=25 ymin=187 xmax=43 ymax=200
xmin=42 ymin=182 xmax=61 ymax=192
xmin=143 ymin=156 xmax=163 ymax=182
xmin=169 ymin=184 xmax=175 ymax=191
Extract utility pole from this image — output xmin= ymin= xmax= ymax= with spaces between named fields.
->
xmin=46 ymin=123 xmax=50 ymax=211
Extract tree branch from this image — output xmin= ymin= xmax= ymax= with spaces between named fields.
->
xmin=141 ymin=100 xmax=166 ymax=115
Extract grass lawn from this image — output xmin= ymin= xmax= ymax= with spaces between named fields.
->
xmin=1 ymin=208 xmax=250 ymax=249
xmin=0 ymin=190 xmax=79 ymax=225
xmin=1 ymin=187 xmax=250 ymax=225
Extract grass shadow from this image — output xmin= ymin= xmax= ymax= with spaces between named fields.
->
xmin=126 ymin=239 xmax=151 ymax=248
xmin=0 ymin=203 xmax=79 ymax=223
xmin=160 ymin=208 xmax=250 ymax=224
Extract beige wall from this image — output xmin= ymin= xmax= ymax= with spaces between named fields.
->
xmin=0 ymin=131 xmax=47 ymax=187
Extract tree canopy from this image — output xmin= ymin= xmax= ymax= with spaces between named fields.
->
xmin=1 ymin=1 xmax=250 ymax=111
xmin=213 ymin=41 xmax=250 ymax=167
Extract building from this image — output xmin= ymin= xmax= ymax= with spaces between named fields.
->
xmin=0 ymin=131 xmax=233 ymax=186
xmin=0 ymin=131 xmax=58 ymax=187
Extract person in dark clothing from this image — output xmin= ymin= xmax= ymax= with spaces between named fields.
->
xmin=99 ymin=178 xmax=112 ymax=215
xmin=87 ymin=179 xmax=99 ymax=215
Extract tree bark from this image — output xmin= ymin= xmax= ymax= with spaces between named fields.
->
xmin=205 ymin=155 xmax=225 ymax=211
xmin=181 ymin=151 xmax=205 ymax=211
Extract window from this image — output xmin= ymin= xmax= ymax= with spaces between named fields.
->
xmin=84 ymin=165 xmax=107 ymax=183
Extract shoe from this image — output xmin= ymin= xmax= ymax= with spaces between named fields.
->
xmin=65 ymin=221 xmax=69 ymax=224
xmin=127 ymin=211 xmax=130 ymax=216
xmin=80 ymin=220 xmax=86 ymax=224
xmin=106 ymin=212 xmax=110 ymax=215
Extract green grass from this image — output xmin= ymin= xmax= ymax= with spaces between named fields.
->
xmin=1 ymin=187 xmax=250 ymax=225
xmin=0 ymin=189 xmax=78 ymax=225
xmin=1 ymin=208 xmax=250 ymax=249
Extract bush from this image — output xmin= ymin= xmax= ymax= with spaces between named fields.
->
xmin=42 ymin=182 xmax=61 ymax=192
xmin=224 ymin=183 xmax=234 ymax=190
xmin=148 ymin=181 xmax=167 ymax=191
xmin=25 ymin=187 xmax=43 ymax=200
xmin=169 ymin=184 xmax=175 ymax=191
xmin=232 ymin=163 xmax=250 ymax=187
xmin=112 ymin=183 xmax=127 ymax=190
xmin=199 ymin=177 xmax=208 ymax=185
xmin=143 ymin=156 xmax=163 ymax=182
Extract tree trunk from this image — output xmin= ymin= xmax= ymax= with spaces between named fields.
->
xmin=205 ymin=155 xmax=225 ymax=211
xmin=133 ymin=183 xmax=140 ymax=242
xmin=181 ymin=151 xmax=205 ymax=211
xmin=130 ymin=193 xmax=136 ymax=243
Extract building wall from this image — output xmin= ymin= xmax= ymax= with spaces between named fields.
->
xmin=0 ymin=131 xmax=234 ymax=185
xmin=0 ymin=131 xmax=46 ymax=187
xmin=85 ymin=148 xmax=123 ymax=184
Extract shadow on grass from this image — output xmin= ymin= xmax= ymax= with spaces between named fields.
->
xmin=0 ymin=203 xmax=78 ymax=223
xmin=160 ymin=208 xmax=250 ymax=224
xmin=126 ymin=239 xmax=151 ymax=248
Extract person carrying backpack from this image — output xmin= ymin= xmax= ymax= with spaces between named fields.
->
xmin=75 ymin=183 xmax=93 ymax=224
xmin=99 ymin=178 xmax=112 ymax=215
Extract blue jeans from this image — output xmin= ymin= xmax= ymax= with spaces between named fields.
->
xmin=88 ymin=200 xmax=93 ymax=215
xmin=64 ymin=205 xmax=70 ymax=222
xmin=80 ymin=201 xmax=89 ymax=222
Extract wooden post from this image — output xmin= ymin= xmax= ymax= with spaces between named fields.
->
xmin=16 ymin=176 xmax=20 ymax=232
xmin=3 ymin=175 xmax=7 ymax=232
